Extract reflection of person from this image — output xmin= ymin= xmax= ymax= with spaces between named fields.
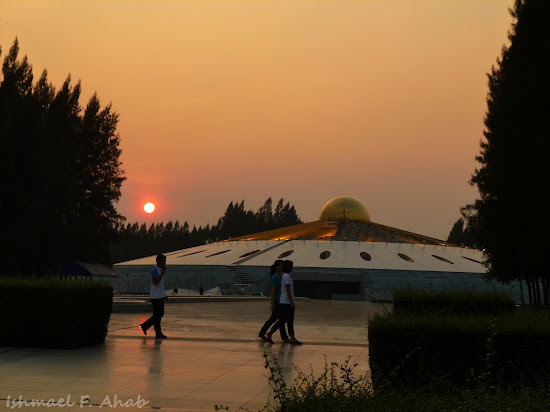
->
xmin=278 ymin=260 xmax=302 ymax=345
xmin=140 ymin=254 xmax=168 ymax=339
xmin=199 ymin=285 xmax=204 ymax=296
xmin=258 ymin=260 xmax=288 ymax=344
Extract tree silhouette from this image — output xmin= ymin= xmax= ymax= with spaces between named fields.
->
xmin=256 ymin=197 xmax=274 ymax=232
xmin=463 ymin=0 xmax=550 ymax=306
xmin=273 ymin=198 xmax=302 ymax=228
xmin=0 ymin=39 xmax=125 ymax=274
xmin=216 ymin=200 xmax=256 ymax=240
xmin=446 ymin=218 xmax=477 ymax=248
xmin=447 ymin=218 xmax=465 ymax=245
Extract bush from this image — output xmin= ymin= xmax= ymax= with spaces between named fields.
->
xmin=368 ymin=309 xmax=550 ymax=390
xmin=0 ymin=277 xmax=113 ymax=348
xmin=393 ymin=289 xmax=516 ymax=316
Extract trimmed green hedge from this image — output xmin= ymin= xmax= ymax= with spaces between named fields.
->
xmin=393 ymin=289 xmax=516 ymax=316
xmin=368 ymin=310 xmax=550 ymax=390
xmin=0 ymin=278 xmax=113 ymax=348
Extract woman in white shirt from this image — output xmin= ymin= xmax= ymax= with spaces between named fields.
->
xmin=278 ymin=260 xmax=303 ymax=345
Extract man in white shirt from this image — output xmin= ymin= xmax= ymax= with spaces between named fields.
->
xmin=278 ymin=260 xmax=303 ymax=345
xmin=140 ymin=254 xmax=168 ymax=339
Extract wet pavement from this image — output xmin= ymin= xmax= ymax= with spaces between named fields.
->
xmin=0 ymin=300 xmax=388 ymax=411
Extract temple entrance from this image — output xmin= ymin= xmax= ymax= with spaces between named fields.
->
xmin=293 ymin=280 xmax=362 ymax=300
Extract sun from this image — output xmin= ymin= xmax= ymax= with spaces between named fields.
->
xmin=144 ymin=202 xmax=155 ymax=213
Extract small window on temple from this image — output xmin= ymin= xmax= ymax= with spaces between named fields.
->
xmin=360 ymin=252 xmax=372 ymax=261
xmin=432 ymin=254 xmax=454 ymax=264
xmin=320 ymin=251 xmax=331 ymax=260
xmin=278 ymin=250 xmax=294 ymax=258
xmin=205 ymin=250 xmax=231 ymax=258
xmin=397 ymin=253 xmax=414 ymax=263
xmin=462 ymin=256 xmax=484 ymax=264
xmin=239 ymin=250 xmax=261 ymax=258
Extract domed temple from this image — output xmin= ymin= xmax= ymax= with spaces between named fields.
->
xmin=114 ymin=196 xmax=522 ymax=301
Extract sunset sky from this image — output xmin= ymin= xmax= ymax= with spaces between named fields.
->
xmin=1 ymin=0 xmax=513 ymax=240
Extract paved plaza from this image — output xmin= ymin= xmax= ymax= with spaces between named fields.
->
xmin=0 ymin=300 xmax=387 ymax=411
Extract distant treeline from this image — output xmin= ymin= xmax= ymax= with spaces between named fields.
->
xmin=111 ymin=197 xmax=302 ymax=263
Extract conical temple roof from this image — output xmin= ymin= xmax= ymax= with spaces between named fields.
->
xmin=230 ymin=196 xmax=446 ymax=246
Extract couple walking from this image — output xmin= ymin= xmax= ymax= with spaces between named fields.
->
xmin=258 ymin=259 xmax=303 ymax=345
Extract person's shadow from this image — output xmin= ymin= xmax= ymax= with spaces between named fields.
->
xmin=260 ymin=343 xmax=297 ymax=384
xmin=141 ymin=338 xmax=164 ymax=375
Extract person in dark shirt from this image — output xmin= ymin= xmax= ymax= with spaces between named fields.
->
xmin=258 ymin=260 xmax=288 ymax=344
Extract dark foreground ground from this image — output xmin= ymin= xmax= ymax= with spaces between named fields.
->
xmin=1 ymin=300 xmax=386 ymax=411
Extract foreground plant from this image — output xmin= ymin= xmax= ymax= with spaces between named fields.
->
xmin=216 ymin=352 xmax=372 ymax=412
xmin=215 ymin=349 xmax=550 ymax=412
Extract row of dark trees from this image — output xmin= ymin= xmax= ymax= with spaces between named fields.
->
xmin=0 ymin=39 xmax=126 ymax=275
xmin=0 ymin=38 xmax=303 ymax=272
xmin=111 ymin=198 xmax=302 ymax=263
xmin=5 ymin=0 xmax=550 ymax=308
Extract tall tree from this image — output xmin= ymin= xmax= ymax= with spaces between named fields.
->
xmin=446 ymin=218 xmax=477 ymax=248
xmin=0 ymin=39 xmax=125 ymax=274
xmin=464 ymin=0 xmax=550 ymax=306
xmin=447 ymin=218 xmax=465 ymax=245
xmin=273 ymin=198 xmax=302 ymax=228
xmin=216 ymin=200 xmax=256 ymax=239
xmin=256 ymin=197 xmax=274 ymax=232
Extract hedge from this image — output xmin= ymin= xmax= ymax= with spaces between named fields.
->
xmin=392 ymin=289 xmax=516 ymax=316
xmin=0 ymin=278 xmax=113 ymax=348
xmin=368 ymin=310 xmax=550 ymax=390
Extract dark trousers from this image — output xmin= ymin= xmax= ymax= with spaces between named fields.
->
xmin=259 ymin=302 xmax=289 ymax=340
xmin=278 ymin=304 xmax=295 ymax=338
xmin=142 ymin=298 xmax=164 ymax=335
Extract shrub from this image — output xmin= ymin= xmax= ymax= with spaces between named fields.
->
xmin=393 ymin=289 xmax=515 ymax=316
xmin=217 ymin=355 xmax=373 ymax=412
xmin=368 ymin=309 xmax=550 ymax=390
xmin=0 ymin=277 xmax=113 ymax=348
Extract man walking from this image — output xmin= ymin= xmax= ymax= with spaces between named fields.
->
xmin=140 ymin=254 xmax=168 ymax=339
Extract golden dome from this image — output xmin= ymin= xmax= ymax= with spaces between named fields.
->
xmin=319 ymin=196 xmax=371 ymax=224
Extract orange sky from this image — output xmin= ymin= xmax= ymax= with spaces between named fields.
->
xmin=1 ymin=0 xmax=513 ymax=239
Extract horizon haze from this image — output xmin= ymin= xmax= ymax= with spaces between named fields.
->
xmin=1 ymin=0 xmax=514 ymax=240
